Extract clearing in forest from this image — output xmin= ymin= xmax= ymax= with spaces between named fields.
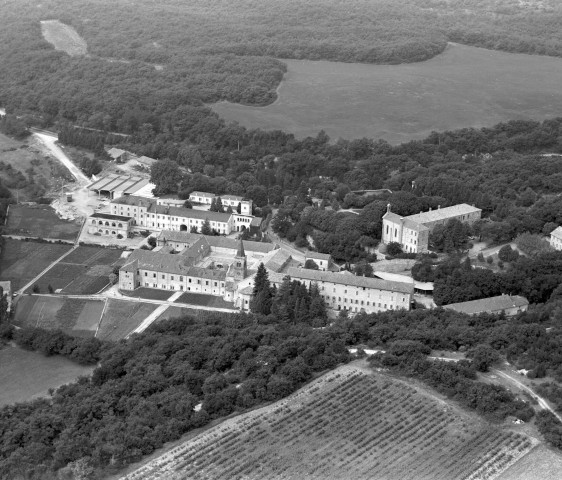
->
xmin=122 ymin=365 xmax=538 ymax=480
xmin=40 ymin=20 xmax=87 ymax=56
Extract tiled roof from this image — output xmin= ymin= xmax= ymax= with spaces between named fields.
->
xmin=263 ymin=249 xmax=292 ymax=272
xmin=286 ymin=267 xmax=414 ymax=294
xmin=190 ymin=191 xmax=216 ymax=198
xmin=406 ymin=204 xmax=481 ymax=225
xmin=112 ymin=195 xmax=156 ymax=208
xmin=157 ymin=230 xmax=275 ymax=254
xmin=383 ymin=212 xmax=428 ymax=232
xmin=222 ymin=194 xmax=244 ymax=202
xmin=90 ymin=213 xmax=132 ymax=221
xmin=551 ymin=226 xmax=562 ymax=240
xmin=89 ymin=175 xmax=149 ymax=195
xmin=443 ymin=295 xmax=529 ymax=315
xmin=121 ymin=249 xmax=226 ymax=280
xmin=305 ymin=251 xmax=331 ymax=261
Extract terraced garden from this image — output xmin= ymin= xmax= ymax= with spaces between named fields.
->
xmin=123 ymin=365 xmax=537 ymax=480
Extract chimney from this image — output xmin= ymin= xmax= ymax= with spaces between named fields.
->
xmin=386 ymin=203 xmax=391 ymax=213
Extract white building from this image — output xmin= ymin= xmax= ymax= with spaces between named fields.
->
xmin=305 ymin=252 xmax=332 ymax=271
xmin=188 ymin=191 xmax=252 ymax=215
xmin=87 ymin=213 xmax=134 ymax=237
xmin=110 ymin=196 xmax=256 ymax=234
xmin=382 ymin=203 xmax=482 ymax=253
xmin=550 ymin=226 xmax=562 ymax=251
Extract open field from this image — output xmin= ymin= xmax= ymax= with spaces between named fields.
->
xmin=0 ymin=239 xmax=72 ymax=290
xmin=153 ymin=305 xmax=208 ymax=323
xmin=174 ymin=292 xmax=235 ymax=309
xmin=123 ymin=365 xmax=537 ymax=480
xmin=4 ymin=204 xmax=81 ymax=240
xmin=13 ymin=296 xmax=105 ymax=337
xmin=0 ymin=344 xmax=95 ymax=407
xmin=212 ymin=43 xmax=562 ymax=143
xmin=28 ymin=246 xmax=124 ymax=294
xmin=96 ymin=299 xmax=158 ymax=341
xmin=40 ymin=20 xmax=87 ymax=56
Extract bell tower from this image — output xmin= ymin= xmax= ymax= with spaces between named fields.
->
xmin=232 ymin=239 xmax=247 ymax=280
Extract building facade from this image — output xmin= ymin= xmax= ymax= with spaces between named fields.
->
xmin=87 ymin=213 xmax=133 ymax=237
xmin=550 ymin=226 xmax=562 ymax=251
xmin=111 ymin=196 xmax=256 ymax=234
xmin=382 ymin=203 xmax=482 ymax=253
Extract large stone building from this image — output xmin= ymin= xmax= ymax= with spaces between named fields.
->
xmin=87 ymin=213 xmax=134 ymax=237
xmin=110 ymin=196 xmax=257 ymax=234
xmin=119 ymin=232 xmax=413 ymax=315
xmin=443 ymin=295 xmax=529 ymax=317
xmin=189 ymin=191 xmax=252 ymax=215
xmin=382 ymin=203 xmax=482 ymax=253
xmin=550 ymin=226 xmax=562 ymax=251
xmin=284 ymin=268 xmax=413 ymax=314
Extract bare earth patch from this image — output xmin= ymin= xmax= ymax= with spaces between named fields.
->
xmin=121 ymin=365 xmax=538 ymax=480
xmin=40 ymin=20 xmax=87 ymax=56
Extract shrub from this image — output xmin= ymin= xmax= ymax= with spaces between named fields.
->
xmin=116 ymin=234 xmax=123 ymax=239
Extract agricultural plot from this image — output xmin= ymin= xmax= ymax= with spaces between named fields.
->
xmin=174 ymin=292 xmax=235 ymax=309
xmin=153 ymin=305 xmax=207 ymax=323
xmin=96 ymin=299 xmax=159 ymax=341
xmin=29 ymin=246 xmax=124 ymax=294
xmin=4 ymin=204 xmax=81 ymax=241
xmin=120 ymin=287 xmax=173 ymax=301
xmin=125 ymin=366 xmax=537 ymax=480
xmin=0 ymin=239 xmax=72 ymax=290
xmin=13 ymin=296 xmax=104 ymax=337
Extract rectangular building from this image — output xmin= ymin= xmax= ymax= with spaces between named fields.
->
xmin=443 ymin=295 xmax=529 ymax=316
xmin=382 ymin=203 xmax=481 ymax=253
xmin=285 ymin=267 xmax=414 ymax=314
xmin=550 ymin=226 xmax=562 ymax=251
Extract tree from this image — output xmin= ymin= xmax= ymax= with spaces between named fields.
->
xmin=150 ymin=160 xmax=181 ymax=195
xmin=32 ymin=284 xmax=40 ymax=293
xmin=498 ymin=245 xmax=519 ymax=262
xmin=304 ymin=259 xmax=319 ymax=270
xmin=147 ymin=236 xmax=157 ymax=248
xmin=190 ymin=225 xmax=199 ymax=233
xmin=250 ymin=263 xmax=272 ymax=315
xmin=468 ymin=344 xmax=501 ymax=372
xmin=201 ymin=218 xmax=212 ymax=235
xmin=48 ymin=284 xmax=54 ymax=294
xmin=386 ymin=242 xmax=403 ymax=256
xmin=183 ymin=200 xmax=193 ymax=209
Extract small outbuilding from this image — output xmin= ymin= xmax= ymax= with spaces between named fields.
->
xmin=87 ymin=212 xmax=133 ymax=237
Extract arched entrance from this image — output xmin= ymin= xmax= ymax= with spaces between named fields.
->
xmin=180 ymin=224 xmax=188 ymax=231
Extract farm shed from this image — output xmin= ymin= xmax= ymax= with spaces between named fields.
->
xmin=88 ymin=174 xmax=154 ymax=200
xmin=443 ymin=294 xmax=529 ymax=316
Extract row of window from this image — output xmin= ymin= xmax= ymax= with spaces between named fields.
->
xmin=142 ymin=271 xmax=224 ymax=287
xmin=323 ymin=295 xmax=392 ymax=308
xmin=143 ymin=283 xmax=222 ymax=293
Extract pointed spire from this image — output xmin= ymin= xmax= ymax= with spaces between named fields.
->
xmin=387 ymin=203 xmax=391 ymax=213
xmin=236 ymin=239 xmax=245 ymax=258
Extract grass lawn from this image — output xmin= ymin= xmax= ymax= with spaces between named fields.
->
xmin=96 ymin=299 xmax=159 ymax=341
xmin=174 ymin=292 xmax=234 ymax=309
xmin=0 ymin=344 xmax=95 ymax=407
xmin=29 ymin=246 xmax=124 ymax=294
xmin=213 ymin=43 xmax=562 ymax=143
xmin=4 ymin=204 xmax=81 ymax=240
xmin=497 ymin=445 xmax=562 ymax=480
xmin=13 ymin=296 xmax=105 ymax=337
xmin=0 ymin=239 xmax=72 ymax=290
xmin=120 ymin=287 xmax=173 ymax=301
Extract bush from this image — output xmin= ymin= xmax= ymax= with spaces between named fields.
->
xmin=386 ymin=242 xmax=403 ymax=256
xmin=498 ymin=245 xmax=519 ymax=262
xmin=486 ymin=256 xmax=493 ymax=264
xmin=116 ymin=234 xmax=123 ymax=239
xmin=147 ymin=236 xmax=157 ymax=248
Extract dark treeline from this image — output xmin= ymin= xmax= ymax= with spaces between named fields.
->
xmin=0 ymin=313 xmax=349 ymax=479
xmin=412 ymin=250 xmax=562 ymax=306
